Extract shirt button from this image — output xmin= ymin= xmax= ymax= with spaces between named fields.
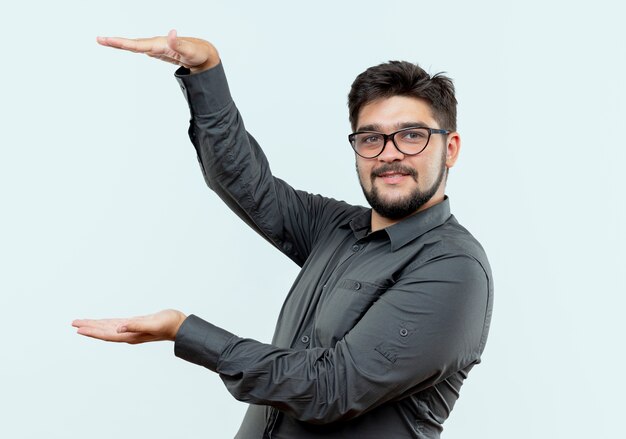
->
xmin=354 ymin=282 xmax=361 ymax=290
xmin=399 ymin=328 xmax=408 ymax=337
xmin=300 ymin=335 xmax=310 ymax=344
xmin=352 ymin=244 xmax=360 ymax=252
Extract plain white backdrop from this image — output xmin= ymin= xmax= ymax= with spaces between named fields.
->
xmin=1 ymin=1 xmax=624 ymax=437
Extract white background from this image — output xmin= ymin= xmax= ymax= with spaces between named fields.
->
xmin=1 ymin=1 xmax=624 ymax=438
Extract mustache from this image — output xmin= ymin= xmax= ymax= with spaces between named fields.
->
xmin=371 ymin=163 xmax=418 ymax=182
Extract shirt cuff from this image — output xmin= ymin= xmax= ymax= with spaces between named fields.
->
xmin=175 ymin=62 xmax=233 ymax=116
xmin=174 ymin=314 xmax=236 ymax=372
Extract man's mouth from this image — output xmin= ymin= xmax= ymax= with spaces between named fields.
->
xmin=372 ymin=166 xmax=417 ymax=184
xmin=377 ymin=171 xmax=410 ymax=178
xmin=377 ymin=172 xmax=409 ymax=184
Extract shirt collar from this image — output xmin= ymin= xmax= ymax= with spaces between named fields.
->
xmin=342 ymin=197 xmax=452 ymax=251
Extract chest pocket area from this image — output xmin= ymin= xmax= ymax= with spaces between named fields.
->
xmin=314 ymin=279 xmax=385 ymax=347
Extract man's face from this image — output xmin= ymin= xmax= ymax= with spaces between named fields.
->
xmin=355 ymin=95 xmax=457 ymax=220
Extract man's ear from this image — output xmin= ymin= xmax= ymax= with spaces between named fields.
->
xmin=445 ymin=132 xmax=461 ymax=169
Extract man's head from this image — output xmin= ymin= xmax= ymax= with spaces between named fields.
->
xmin=348 ymin=61 xmax=461 ymax=224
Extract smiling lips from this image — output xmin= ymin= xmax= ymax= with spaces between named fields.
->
xmin=378 ymin=172 xmax=409 ymax=184
xmin=373 ymin=168 xmax=416 ymax=185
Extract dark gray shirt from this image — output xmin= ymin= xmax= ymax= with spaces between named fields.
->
xmin=173 ymin=63 xmax=493 ymax=439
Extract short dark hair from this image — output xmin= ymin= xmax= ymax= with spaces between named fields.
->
xmin=348 ymin=61 xmax=457 ymax=132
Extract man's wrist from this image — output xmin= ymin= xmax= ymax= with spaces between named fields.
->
xmin=190 ymin=59 xmax=220 ymax=75
xmin=171 ymin=312 xmax=188 ymax=341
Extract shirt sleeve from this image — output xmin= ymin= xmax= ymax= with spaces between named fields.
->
xmin=175 ymin=64 xmax=358 ymax=267
xmin=174 ymin=250 xmax=491 ymax=424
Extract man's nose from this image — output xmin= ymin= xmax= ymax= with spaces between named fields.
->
xmin=378 ymin=137 xmax=405 ymax=162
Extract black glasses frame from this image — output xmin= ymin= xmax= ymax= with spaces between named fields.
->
xmin=348 ymin=126 xmax=450 ymax=159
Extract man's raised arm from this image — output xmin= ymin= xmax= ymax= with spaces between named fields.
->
xmin=98 ymin=30 xmax=360 ymax=266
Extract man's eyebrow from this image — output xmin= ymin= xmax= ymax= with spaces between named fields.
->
xmin=356 ymin=121 xmax=431 ymax=132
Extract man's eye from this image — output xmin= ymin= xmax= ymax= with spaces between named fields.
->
xmin=401 ymin=130 xmax=427 ymax=142
xmin=362 ymin=135 xmax=382 ymax=144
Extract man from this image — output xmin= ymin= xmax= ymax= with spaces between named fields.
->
xmin=73 ymin=30 xmax=493 ymax=438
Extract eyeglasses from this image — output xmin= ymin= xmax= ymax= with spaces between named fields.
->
xmin=348 ymin=126 xmax=450 ymax=159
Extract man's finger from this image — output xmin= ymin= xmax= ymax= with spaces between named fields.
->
xmin=166 ymin=30 xmax=198 ymax=61
xmin=117 ymin=322 xmax=138 ymax=333
xmin=73 ymin=318 xmax=128 ymax=329
xmin=77 ymin=326 xmax=154 ymax=344
xmin=166 ymin=29 xmax=178 ymax=51
xmin=72 ymin=319 xmax=88 ymax=327
xmin=96 ymin=36 xmax=166 ymax=54
xmin=77 ymin=325 xmax=127 ymax=342
xmin=117 ymin=317 xmax=156 ymax=334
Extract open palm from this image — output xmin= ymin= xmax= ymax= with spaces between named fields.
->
xmin=97 ymin=29 xmax=219 ymax=73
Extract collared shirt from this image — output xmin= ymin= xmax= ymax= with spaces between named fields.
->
xmin=173 ymin=63 xmax=494 ymax=439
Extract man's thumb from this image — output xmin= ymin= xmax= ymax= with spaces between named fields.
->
xmin=117 ymin=320 xmax=140 ymax=333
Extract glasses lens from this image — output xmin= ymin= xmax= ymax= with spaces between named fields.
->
xmin=352 ymin=132 xmax=384 ymax=158
xmin=394 ymin=128 xmax=429 ymax=154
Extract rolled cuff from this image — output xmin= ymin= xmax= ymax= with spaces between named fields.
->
xmin=174 ymin=314 xmax=236 ymax=372
xmin=175 ymin=62 xmax=233 ymax=116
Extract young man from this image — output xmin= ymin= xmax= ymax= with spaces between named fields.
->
xmin=74 ymin=30 xmax=493 ymax=439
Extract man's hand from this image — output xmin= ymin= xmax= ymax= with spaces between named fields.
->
xmin=72 ymin=309 xmax=187 ymax=344
xmin=97 ymin=29 xmax=219 ymax=74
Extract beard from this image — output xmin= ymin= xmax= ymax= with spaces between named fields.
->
xmin=357 ymin=152 xmax=447 ymax=220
